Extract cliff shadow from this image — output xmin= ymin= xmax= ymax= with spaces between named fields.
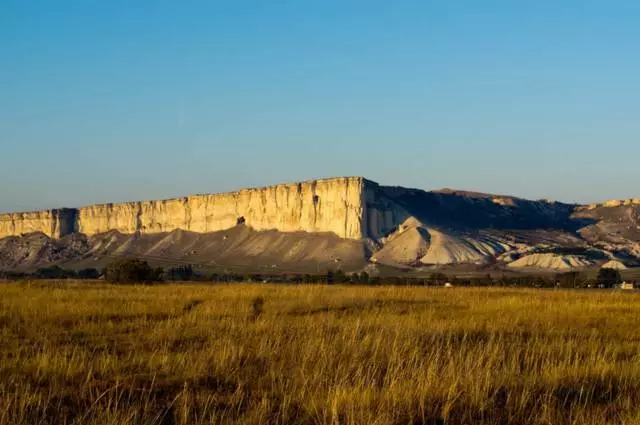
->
xmin=378 ymin=187 xmax=595 ymax=233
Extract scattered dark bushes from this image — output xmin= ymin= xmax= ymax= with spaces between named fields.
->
xmin=0 ymin=260 xmax=627 ymax=289
xmin=168 ymin=265 xmax=194 ymax=281
xmin=77 ymin=268 xmax=100 ymax=279
xmin=34 ymin=266 xmax=77 ymax=279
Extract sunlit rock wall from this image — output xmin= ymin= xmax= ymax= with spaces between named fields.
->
xmin=0 ymin=177 xmax=383 ymax=240
xmin=0 ymin=209 xmax=77 ymax=239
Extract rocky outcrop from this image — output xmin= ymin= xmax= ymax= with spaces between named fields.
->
xmin=4 ymin=176 xmax=640 ymax=271
xmin=507 ymin=253 xmax=594 ymax=269
xmin=1 ymin=177 xmax=384 ymax=240
xmin=601 ymin=260 xmax=627 ymax=270
xmin=578 ymin=199 xmax=640 ymax=211
xmin=0 ymin=177 xmax=417 ymax=242
xmin=0 ymin=209 xmax=77 ymax=239
xmin=76 ymin=177 xmax=374 ymax=239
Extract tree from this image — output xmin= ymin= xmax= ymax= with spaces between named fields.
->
xmin=103 ymin=259 xmax=160 ymax=284
xmin=334 ymin=269 xmax=349 ymax=283
xmin=555 ymin=271 xmax=583 ymax=288
xmin=369 ymin=275 xmax=381 ymax=285
xmin=326 ymin=270 xmax=334 ymax=284
xmin=358 ymin=271 xmax=370 ymax=284
xmin=596 ymin=268 xmax=622 ymax=288
xmin=168 ymin=264 xmax=194 ymax=281
xmin=429 ymin=272 xmax=448 ymax=286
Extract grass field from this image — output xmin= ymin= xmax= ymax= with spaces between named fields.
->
xmin=1 ymin=281 xmax=640 ymax=425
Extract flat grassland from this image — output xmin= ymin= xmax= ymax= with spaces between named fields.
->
xmin=1 ymin=282 xmax=639 ymax=425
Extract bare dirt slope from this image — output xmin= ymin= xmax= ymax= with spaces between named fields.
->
xmin=507 ymin=253 xmax=595 ymax=270
xmin=1 ymin=226 xmax=367 ymax=273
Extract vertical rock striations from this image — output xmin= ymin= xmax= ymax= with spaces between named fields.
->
xmin=0 ymin=177 xmax=398 ymax=241
xmin=0 ymin=209 xmax=77 ymax=239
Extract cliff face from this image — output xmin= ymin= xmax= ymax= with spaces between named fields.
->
xmin=0 ymin=177 xmax=374 ymax=240
xmin=0 ymin=176 xmax=586 ymax=246
xmin=361 ymin=185 xmax=409 ymax=239
xmin=5 ymin=176 xmax=639 ymax=271
xmin=0 ymin=209 xmax=77 ymax=239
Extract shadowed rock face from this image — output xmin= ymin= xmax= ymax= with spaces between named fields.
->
xmin=1 ymin=177 xmax=639 ymax=271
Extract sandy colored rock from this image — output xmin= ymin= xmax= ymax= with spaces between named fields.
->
xmin=371 ymin=225 xmax=430 ymax=266
xmin=77 ymin=177 xmax=372 ymax=239
xmin=4 ymin=176 xmax=640 ymax=271
xmin=1 ymin=177 xmax=388 ymax=240
xmin=420 ymin=229 xmax=511 ymax=265
xmin=507 ymin=253 xmax=593 ymax=269
xmin=0 ymin=209 xmax=77 ymax=239
xmin=601 ymin=260 xmax=627 ymax=270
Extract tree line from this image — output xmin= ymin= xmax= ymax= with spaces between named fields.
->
xmin=0 ymin=259 xmax=627 ymax=288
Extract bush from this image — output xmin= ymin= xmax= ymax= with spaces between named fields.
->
xmin=555 ymin=271 xmax=585 ymax=288
xmin=78 ymin=268 xmax=100 ymax=279
xmin=326 ymin=269 xmax=349 ymax=284
xmin=103 ymin=259 xmax=161 ymax=284
xmin=34 ymin=266 xmax=76 ymax=279
xmin=349 ymin=272 xmax=370 ymax=284
xmin=597 ymin=268 xmax=622 ymax=288
xmin=0 ymin=270 xmax=26 ymax=280
xmin=168 ymin=265 xmax=194 ymax=281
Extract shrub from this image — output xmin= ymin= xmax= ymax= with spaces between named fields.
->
xmin=168 ymin=265 xmax=194 ymax=281
xmin=77 ymin=268 xmax=100 ymax=279
xmin=103 ymin=259 xmax=160 ymax=284
xmin=597 ymin=268 xmax=622 ymax=288
xmin=555 ymin=271 xmax=584 ymax=288
xmin=34 ymin=266 xmax=76 ymax=279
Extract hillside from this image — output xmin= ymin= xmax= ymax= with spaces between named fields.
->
xmin=1 ymin=177 xmax=639 ymax=273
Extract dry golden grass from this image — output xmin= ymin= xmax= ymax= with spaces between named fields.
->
xmin=1 ymin=281 xmax=640 ymax=425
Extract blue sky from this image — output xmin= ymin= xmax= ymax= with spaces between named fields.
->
xmin=2 ymin=0 xmax=639 ymax=212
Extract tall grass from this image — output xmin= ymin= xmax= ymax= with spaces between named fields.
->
xmin=0 ymin=281 xmax=639 ymax=424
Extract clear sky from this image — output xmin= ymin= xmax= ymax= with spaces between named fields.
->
xmin=2 ymin=0 xmax=639 ymax=212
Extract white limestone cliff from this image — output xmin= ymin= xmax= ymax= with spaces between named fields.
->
xmin=0 ymin=177 xmax=404 ymax=241
xmin=0 ymin=209 xmax=77 ymax=239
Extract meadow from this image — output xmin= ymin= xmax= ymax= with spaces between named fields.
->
xmin=1 ymin=281 xmax=639 ymax=425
